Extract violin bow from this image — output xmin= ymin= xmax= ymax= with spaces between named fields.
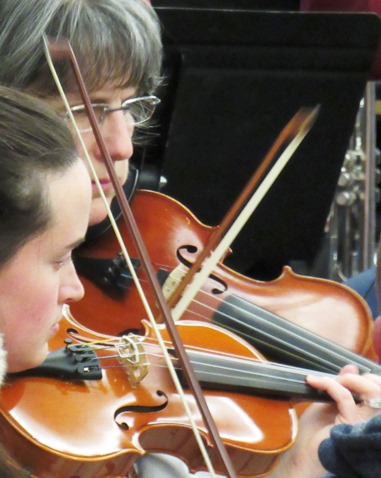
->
xmin=166 ymin=106 xmax=319 ymax=321
xmin=43 ymin=35 xmax=236 ymax=478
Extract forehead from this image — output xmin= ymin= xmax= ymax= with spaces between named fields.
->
xmin=48 ymin=83 xmax=138 ymax=107
xmin=83 ymin=84 xmax=138 ymax=101
xmin=0 ymin=162 xmax=90 ymax=275
xmin=45 ymin=162 xmax=91 ymax=243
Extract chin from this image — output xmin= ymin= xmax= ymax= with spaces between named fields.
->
xmin=88 ymin=208 xmax=109 ymax=226
xmin=89 ymin=198 xmax=112 ymax=226
xmin=7 ymin=346 xmax=49 ymax=375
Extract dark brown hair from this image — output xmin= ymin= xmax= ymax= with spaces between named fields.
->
xmin=0 ymin=86 xmax=78 ymax=265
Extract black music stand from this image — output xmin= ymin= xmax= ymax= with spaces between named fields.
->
xmin=152 ymin=0 xmax=300 ymax=9
xmin=140 ymin=8 xmax=381 ymax=279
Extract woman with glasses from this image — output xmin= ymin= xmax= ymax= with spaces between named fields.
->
xmin=0 ymin=0 xmax=162 ymax=228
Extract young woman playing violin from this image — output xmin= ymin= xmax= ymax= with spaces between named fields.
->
xmin=0 ymin=1 xmax=381 ymax=477
xmin=0 ymin=85 xmax=91 ymax=476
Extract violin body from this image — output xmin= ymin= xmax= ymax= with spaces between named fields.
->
xmin=72 ymin=190 xmax=376 ymax=363
xmin=0 ymin=311 xmax=297 ymax=478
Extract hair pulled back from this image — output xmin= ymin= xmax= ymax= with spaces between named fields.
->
xmin=0 ymin=86 xmax=77 ymax=266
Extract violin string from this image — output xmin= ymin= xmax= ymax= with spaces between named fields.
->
xmin=142 ymin=267 xmax=352 ymax=372
xmin=69 ymin=335 xmax=243 ymax=358
xmin=192 ymin=302 xmax=343 ymax=369
xmin=83 ymin=340 xmax=333 ymax=392
xmin=118 ymin=260 xmax=354 ymax=371
xmin=78 ymin=337 xmax=333 ymax=384
xmin=184 ymin=351 xmax=332 ymax=380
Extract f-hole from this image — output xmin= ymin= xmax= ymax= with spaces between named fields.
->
xmin=177 ymin=245 xmax=227 ymax=295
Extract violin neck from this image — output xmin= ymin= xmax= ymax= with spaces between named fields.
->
xmin=183 ymin=349 xmax=344 ymax=403
xmin=212 ymin=295 xmax=381 ymax=375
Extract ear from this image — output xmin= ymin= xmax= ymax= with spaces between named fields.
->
xmin=373 ymin=316 xmax=381 ymax=363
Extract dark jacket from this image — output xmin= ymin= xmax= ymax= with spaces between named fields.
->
xmin=319 ymin=414 xmax=381 ymax=478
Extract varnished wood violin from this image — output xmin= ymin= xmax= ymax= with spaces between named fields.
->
xmin=1 ymin=308 xmax=354 ymax=478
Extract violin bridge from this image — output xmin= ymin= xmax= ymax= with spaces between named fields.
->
xmin=115 ymin=335 xmax=149 ymax=387
xmin=161 ymin=265 xmax=189 ymax=313
xmin=161 ymin=265 xmax=186 ymax=301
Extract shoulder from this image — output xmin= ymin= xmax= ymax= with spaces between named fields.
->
xmin=344 ymin=267 xmax=378 ymax=318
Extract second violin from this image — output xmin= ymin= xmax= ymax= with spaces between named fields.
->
xmin=73 ymin=189 xmax=378 ymax=374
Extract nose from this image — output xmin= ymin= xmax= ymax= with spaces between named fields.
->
xmin=94 ymin=110 xmax=134 ymax=162
xmin=61 ymin=263 xmax=85 ymax=304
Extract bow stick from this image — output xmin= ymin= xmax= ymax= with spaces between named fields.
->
xmin=43 ymin=35 xmax=236 ymax=478
xmin=166 ymin=107 xmax=319 ymax=321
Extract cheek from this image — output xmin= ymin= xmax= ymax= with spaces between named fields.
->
xmin=0 ymin=282 xmax=58 ymax=371
xmin=115 ymin=160 xmax=129 ymax=178
xmin=74 ymin=134 xmax=94 ymax=163
xmin=3 ymin=289 xmax=52 ymax=340
xmin=88 ymin=197 xmax=112 ymax=226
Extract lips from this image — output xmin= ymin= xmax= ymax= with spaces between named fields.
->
xmin=91 ymin=178 xmax=114 ymax=194
xmin=50 ymin=322 xmax=60 ymax=333
xmin=49 ymin=321 xmax=60 ymax=340
xmin=50 ymin=311 xmax=63 ymax=336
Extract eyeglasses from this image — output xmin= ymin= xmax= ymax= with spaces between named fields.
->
xmin=68 ymin=95 xmax=161 ymax=133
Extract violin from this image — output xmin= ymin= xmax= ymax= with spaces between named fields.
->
xmin=72 ymin=189 xmax=379 ymax=375
xmin=0 ymin=309 xmax=347 ymax=478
